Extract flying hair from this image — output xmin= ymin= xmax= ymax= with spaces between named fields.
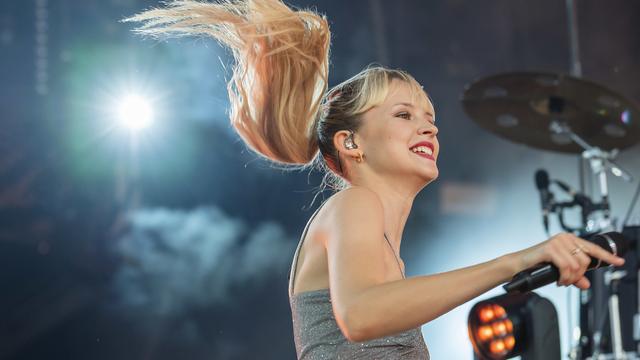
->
xmin=124 ymin=0 xmax=330 ymax=165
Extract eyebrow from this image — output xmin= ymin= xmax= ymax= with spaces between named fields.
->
xmin=392 ymin=102 xmax=435 ymax=117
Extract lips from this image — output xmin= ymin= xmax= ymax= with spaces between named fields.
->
xmin=409 ymin=141 xmax=436 ymax=161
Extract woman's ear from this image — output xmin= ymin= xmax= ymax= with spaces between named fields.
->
xmin=333 ymin=130 xmax=360 ymax=157
xmin=333 ymin=130 xmax=365 ymax=166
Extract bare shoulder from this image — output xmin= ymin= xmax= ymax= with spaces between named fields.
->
xmin=321 ymin=187 xmax=388 ymax=318
xmin=322 ymin=186 xmax=385 ymax=230
xmin=288 ymin=187 xmax=386 ymax=295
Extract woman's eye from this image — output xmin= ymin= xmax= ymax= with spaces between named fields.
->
xmin=396 ymin=112 xmax=411 ymax=120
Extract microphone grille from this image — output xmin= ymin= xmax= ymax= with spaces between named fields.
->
xmin=592 ymin=232 xmax=629 ymax=257
xmin=535 ymin=169 xmax=550 ymax=190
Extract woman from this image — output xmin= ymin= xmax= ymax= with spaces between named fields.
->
xmin=126 ymin=1 xmax=625 ymax=358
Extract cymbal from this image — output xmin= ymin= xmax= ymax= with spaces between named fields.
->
xmin=461 ymin=72 xmax=640 ymax=153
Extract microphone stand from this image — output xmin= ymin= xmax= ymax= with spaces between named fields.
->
xmin=549 ymin=120 xmax=632 ymax=223
xmin=591 ymin=270 xmax=630 ymax=360
xmin=608 ymin=270 xmax=628 ymax=359
xmin=548 ymin=120 xmax=634 ymax=360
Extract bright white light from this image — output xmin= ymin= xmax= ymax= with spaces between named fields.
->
xmin=117 ymin=94 xmax=153 ymax=131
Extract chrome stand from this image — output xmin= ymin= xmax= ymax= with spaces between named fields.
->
xmin=549 ymin=120 xmax=635 ymax=360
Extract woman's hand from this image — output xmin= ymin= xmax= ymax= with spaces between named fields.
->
xmin=516 ymin=233 xmax=626 ymax=290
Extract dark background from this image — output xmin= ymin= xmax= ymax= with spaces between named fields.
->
xmin=1 ymin=0 xmax=639 ymax=359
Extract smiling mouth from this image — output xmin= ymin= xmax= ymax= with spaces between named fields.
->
xmin=409 ymin=145 xmax=435 ymax=161
xmin=411 ymin=151 xmax=435 ymax=161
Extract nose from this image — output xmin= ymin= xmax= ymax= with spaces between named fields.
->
xmin=418 ymin=121 xmax=438 ymax=136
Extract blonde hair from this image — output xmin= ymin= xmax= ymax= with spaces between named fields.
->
xmin=124 ymin=0 xmax=329 ymax=164
xmin=124 ymin=1 xmax=427 ymax=192
xmin=318 ymin=66 xmax=428 ymax=190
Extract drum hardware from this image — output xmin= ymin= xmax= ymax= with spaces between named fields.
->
xmin=591 ymin=270 xmax=630 ymax=360
xmin=548 ymin=120 xmax=634 ymax=235
xmin=462 ymin=69 xmax=640 ymax=358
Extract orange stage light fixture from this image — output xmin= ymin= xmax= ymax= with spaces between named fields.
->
xmin=467 ymin=292 xmax=560 ymax=360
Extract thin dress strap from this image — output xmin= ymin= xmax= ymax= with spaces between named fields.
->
xmin=288 ymin=202 xmax=327 ymax=297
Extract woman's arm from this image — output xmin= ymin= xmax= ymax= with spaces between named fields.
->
xmin=339 ymin=253 xmax=518 ymax=341
xmin=325 ymin=187 xmax=625 ymax=342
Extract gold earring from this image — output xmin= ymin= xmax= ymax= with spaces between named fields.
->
xmin=356 ymin=152 xmax=364 ymax=163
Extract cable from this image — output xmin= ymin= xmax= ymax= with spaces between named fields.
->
xmin=622 ymin=179 xmax=640 ymax=228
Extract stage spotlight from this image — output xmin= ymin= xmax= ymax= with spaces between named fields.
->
xmin=468 ymin=292 xmax=560 ymax=360
xmin=117 ymin=94 xmax=153 ymax=131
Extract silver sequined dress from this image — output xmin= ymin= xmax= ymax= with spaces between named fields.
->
xmin=288 ymin=203 xmax=430 ymax=359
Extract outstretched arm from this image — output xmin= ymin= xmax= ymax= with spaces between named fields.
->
xmin=325 ymin=187 xmax=625 ymax=342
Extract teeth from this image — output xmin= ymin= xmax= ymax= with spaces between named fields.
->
xmin=411 ymin=146 xmax=433 ymax=155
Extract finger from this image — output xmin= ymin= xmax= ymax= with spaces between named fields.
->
xmin=573 ymin=276 xmax=591 ymax=290
xmin=552 ymin=247 xmax=581 ymax=286
xmin=563 ymin=251 xmax=583 ymax=285
xmin=563 ymin=242 xmax=591 ymax=273
xmin=576 ymin=251 xmax=591 ymax=272
xmin=579 ymin=239 xmax=626 ymax=266
xmin=568 ymin=251 xmax=591 ymax=277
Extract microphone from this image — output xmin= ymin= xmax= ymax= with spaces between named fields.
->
xmin=503 ymin=232 xmax=629 ymax=293
xmin=535 ymin=169 xmax=553 ymax=234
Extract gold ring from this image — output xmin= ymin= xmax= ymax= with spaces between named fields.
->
xmin=570 ymin=247 xmax=582 ymax=256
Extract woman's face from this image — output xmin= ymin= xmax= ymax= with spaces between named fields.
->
xmin=357 ymin=79 xmax=439 ymax=185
